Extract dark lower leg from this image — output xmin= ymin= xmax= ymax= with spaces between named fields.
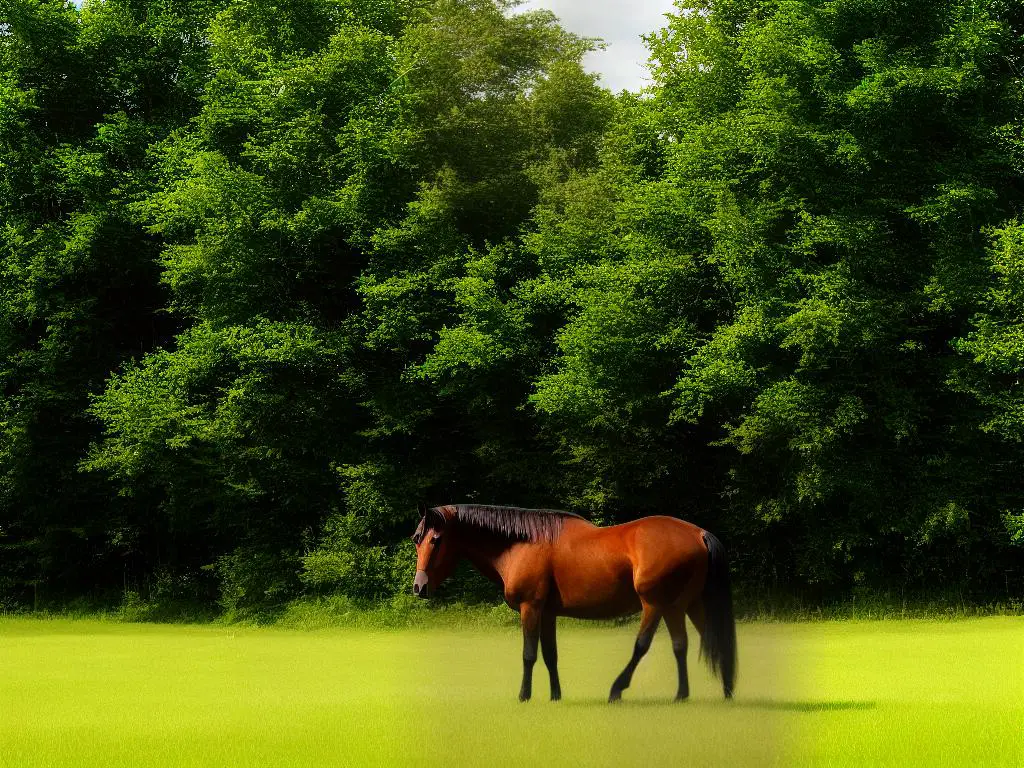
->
xmin=609 ymin=606 xmax=660 ymax=702
xmin=665 ymin=607 xmax=689 ymax=701
xmin=608 ymin=635 xmax=652 ymax=701
xmin=519 ymin=603 xmax=541 ymax=702
xmin=673 ymin=642 xmax=689 ymax=700
xmin=540 ymin=612 xmax=561 ymax=701
xmin=520 ymin=654 xmax=536 ymax=702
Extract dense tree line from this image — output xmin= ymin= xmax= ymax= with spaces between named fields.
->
xmin=1 ymin=0 xmax=1021 ymax=612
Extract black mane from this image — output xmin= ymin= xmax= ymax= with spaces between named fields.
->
xmin=434 ymin=504 xmax=585 ymax=542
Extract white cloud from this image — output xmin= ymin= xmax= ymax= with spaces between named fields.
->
xmin=517 ymin=0 xmax=677 ymax=92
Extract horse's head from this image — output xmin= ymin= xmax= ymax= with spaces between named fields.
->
xmin=410 ymin=503 xmax=453 ymax=598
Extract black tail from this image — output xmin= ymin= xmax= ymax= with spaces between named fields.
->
xmin=700 ymin=530 xmax=737 ymax=698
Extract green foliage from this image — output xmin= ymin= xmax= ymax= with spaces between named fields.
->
xmin=1 ymin=0 xmax=1021 ymax=611
xmin=213 ymin=545 xmax=301 ymax=617
xmin=300 ymin=462 xmax=418 ymax=599
xmin=634 ymin=0 xmax=1024 ymax=589
xmin=0 ymin=0 xmax=220 ymax=603
xmin=76 ymin=0 xmax=608 ymax=606
xmin=954 ymin=222 xmax=1024 ymax=438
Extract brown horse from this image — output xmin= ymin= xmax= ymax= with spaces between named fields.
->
xmin=411 ymin=503 xmax=736 ymax=703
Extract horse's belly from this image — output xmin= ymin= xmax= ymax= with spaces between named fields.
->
xmin=556 ymin=595 xmax=642 ymax=620
xmin=550 ymin=571 xmax=641 ymax=619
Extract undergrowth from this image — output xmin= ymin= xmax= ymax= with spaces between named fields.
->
xmin=3 ymin=590 xmax=1020 ymax=629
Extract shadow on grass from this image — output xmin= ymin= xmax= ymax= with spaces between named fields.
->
xmin=559 ymin=697 xmax=876 ymax=711
xmin=732 ymin=698 xmax=876 ymax=712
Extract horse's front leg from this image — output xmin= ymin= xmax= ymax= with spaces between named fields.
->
xmin=518 ymin=602 xmax=542 ymax=702
xmin=540 ymin=610 xmax=561 ymax=701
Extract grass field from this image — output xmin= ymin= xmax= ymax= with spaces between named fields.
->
xmin=0 ymin=616 xmax=1020 ymax=767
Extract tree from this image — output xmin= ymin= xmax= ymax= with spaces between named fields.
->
xmin=85 ymin=0 xmax=611 ymax=606
xmin=0 ymin=0 xmax=219 ymax=605
xmin=640 ymin=0 xmax=1024 ymax=590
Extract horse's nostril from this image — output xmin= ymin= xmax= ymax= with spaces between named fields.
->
xmin=413 ymin=569 xmax=429 ymax=598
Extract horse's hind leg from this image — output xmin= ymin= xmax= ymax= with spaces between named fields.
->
xmin=663 ymin=604 xmax=690 ymax=701
xmin=609 ymin=601 xmax=661 ymax=703
xmin=687 ymin=598 xmax=707 ymax=673
xmin=687 ymin=598 xmax=706 ymax=637
xmin=540 ymin=611 xmax=561 ymax=701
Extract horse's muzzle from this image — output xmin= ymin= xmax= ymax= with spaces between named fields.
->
xmin=413 ymin=569 xmax=430 ymax=599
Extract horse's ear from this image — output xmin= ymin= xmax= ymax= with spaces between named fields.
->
xmin=417 ymin=501 xmax=428 ymax=518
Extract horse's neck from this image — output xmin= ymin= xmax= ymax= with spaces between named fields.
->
xmin=455 ymin=526 xmax=522 ymax=587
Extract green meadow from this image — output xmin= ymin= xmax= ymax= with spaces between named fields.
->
xmin=0 ymin=617 xmax=1020 ymax=767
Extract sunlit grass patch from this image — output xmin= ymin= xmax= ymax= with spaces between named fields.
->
xmin=0 ymin=616 xmax=1019 ymax=767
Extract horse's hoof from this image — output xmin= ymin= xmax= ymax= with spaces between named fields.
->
xmin=608 ymin=691 xmax=622 ymax=703
xmin=550 ymin=692 xmax=561 ymax=702
xmin=519 ymin=693 xmax=531 ymax=703
xmin=674 ymin=695 xmax=689 ymax=702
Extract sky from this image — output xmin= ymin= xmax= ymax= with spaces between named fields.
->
xmin=517 ymin=0 xmax=678 ymax=92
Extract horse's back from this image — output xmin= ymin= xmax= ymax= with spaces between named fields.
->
xmin=549 ymin=516 xmax=707 ymax=618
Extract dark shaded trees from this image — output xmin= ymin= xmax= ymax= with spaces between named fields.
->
xmin=0 ymin=0 xmax=222 ymax=605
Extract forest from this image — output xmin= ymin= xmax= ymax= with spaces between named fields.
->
xmin=1 ymin=0 xmax=1022 ymax=614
